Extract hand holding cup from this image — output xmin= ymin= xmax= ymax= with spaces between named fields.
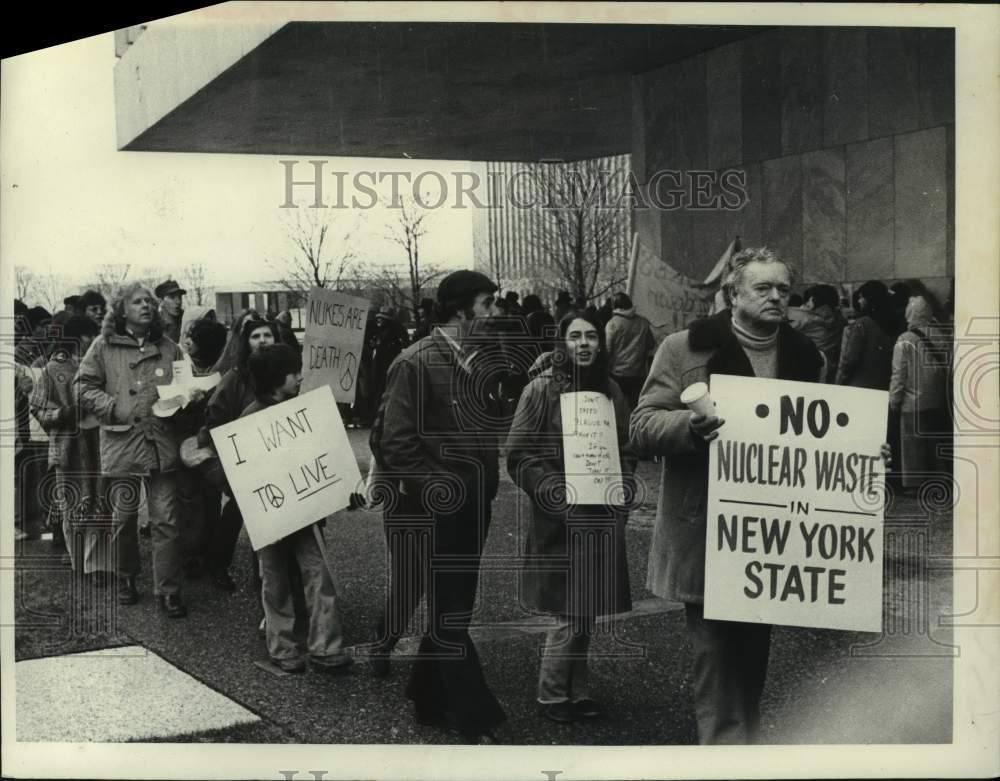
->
xmin=681 ymin=382 xmax=725 ymax=443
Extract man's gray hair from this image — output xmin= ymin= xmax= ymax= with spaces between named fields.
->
xmin=724 ymin=246 xmax=792 ymax=298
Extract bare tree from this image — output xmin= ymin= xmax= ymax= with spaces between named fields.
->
xmin=87 ymin=263 xmax=134 ymax=300
xmin=525 ymin=156 xmax=632 ymax=304
xmin=382 ymin=196 xmax=445 ymax=321
xmin=15 ymin=267 xmax=39 ymax=302
xmin=36 ymin=270 xmax=66 ymax=313
xmin=182 ymin=262 xmax=211 ymax=305
xmin=267 ymin=209 xmax=360 ymax=294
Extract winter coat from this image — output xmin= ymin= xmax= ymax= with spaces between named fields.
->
xmin=630 ymin=309 xmax=823 ymax=604
xmin=29 ymin=353 xmax=99 ymax=469
xmin=889 ymin=326 xmax=950 ymax=413
xmin=506 ymin=373 xmax=634 ymax=617
xmin=788 ymin=304 xmax=846 ymax=380
xmin=378 ymin=329 xmax=501 ymax=504
xmin=525 ymin=310 xmax=556 ymax=359
xmin=76 ymin=329 xmax=185 ymax=475
xmin=836 ymin=315 xmax=894 ymax=389
xmin=605 ymin=308 xmax=656 ymax=379
xmin=196 ymin=368 xmax=256 ymax=447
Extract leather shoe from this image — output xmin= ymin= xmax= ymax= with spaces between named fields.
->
xmin=572 ymin=698 xmax=603 ymax=719
xmin=209 ymin=569 xmax=236 ymax=592
xmin=368 ymin=645 xmax=392 ymax=678
xmin=158 ymin=594 xmax=188 ymax=618
xmin=271 ymin=656 xmax=306 ymax=674
xmin=310 ymin=657 xmax=354 ymax=675
xmin=542 ymin=701 xmax=575 ymax=724
xmin=117 ymin=576 xmax=138 ymax=605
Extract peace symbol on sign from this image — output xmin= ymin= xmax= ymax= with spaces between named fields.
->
xmin=340 ymin=352 xmax=357 ymax=390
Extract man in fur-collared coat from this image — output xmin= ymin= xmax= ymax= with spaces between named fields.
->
xmin=630 ymin=247 xmax=825 ymax=745
xmin=76 ymin=282 xmax=189 ymax=617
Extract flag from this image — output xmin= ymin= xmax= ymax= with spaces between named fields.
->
xmin=626 ymin=238 xmax=718 ymax=341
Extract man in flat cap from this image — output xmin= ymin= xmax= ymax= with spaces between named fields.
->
xmin=372 ymin=269 xmax=506 ymax=743
xmin=155 ymin=279 xmax=186 ymax=344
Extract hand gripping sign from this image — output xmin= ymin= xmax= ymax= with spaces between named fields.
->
xmin=704 ymin=375 xmax=888 ymax=632
xmin=299 ymin=287 xmax=370 ymax=405
xmin=210 ymin=385 xmax=362 ymax=550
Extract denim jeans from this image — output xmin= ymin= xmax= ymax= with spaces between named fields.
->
xmin=258 ymin=525 xmax=348 ymax=665
xmin=537 ymin=617 xmax=594 ymax=704
xmin=109 ymin=471 xmax=182 ymax=595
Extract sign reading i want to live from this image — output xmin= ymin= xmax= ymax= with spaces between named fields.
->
xmin=210 ymin=385 xmax=362 ymax=550
xmin=704 ymin=375 xmax=888 ymax=632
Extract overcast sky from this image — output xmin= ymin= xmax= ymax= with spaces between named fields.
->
xmin=1 ymin=29 xmax=476 ymax=308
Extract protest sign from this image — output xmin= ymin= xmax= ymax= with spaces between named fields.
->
xmin=560 ymin=391 xmax=624 ymax=505
xmin=299 ymin=287 xmax=370 ymax=404
xmin=704 ymin=375 xmax=887 ymax=632
xmin=626 ymin=238 xmax=717 ymax=341
xmin=209 ymin=385 xmax=362 ymax=550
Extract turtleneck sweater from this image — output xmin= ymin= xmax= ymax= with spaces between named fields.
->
xmin=732 ymin=318 xmax=779 ymax=379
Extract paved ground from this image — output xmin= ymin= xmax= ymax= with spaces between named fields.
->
xmin=12 ymin=429 xmax=954 ymax=745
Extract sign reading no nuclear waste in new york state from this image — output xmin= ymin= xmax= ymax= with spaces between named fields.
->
xmin=704 ymin=375 xmax=888 ymax=632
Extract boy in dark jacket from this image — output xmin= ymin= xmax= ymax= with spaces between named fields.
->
xmin=244 ymin=344 xmax=352 ymax=674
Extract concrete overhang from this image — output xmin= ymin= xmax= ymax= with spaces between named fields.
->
xmin=115 ymin=10 xmax=763 ymax=162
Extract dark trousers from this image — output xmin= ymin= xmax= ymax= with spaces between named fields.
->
xmin=404 ymin=499 xmax=505 ymax=737
xmin=684 ymin=603 xmax=772 ymax=745
xmin=374 ymin=491 xmax=431 ymax=650
xmin=206 ymin=495 xmax=244 ymax=574
xmin=610 ymin=373 xmax=644 ymax=410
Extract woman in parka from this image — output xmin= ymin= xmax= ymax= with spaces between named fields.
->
xmin=506 ymin=310 xmax=635 ymax=724
xmin=75 ymin=283 xmax=188 ymax=616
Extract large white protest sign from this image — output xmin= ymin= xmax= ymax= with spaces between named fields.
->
xmin=560 ymin=391 xmax=624 ymax=506
xmin=704 ymin=375 xmax=887 ymax=632
xmin=209 ymin=385 xmax=362 ymax=550
xmin=300 ymin=287 xmax=370 ymax=404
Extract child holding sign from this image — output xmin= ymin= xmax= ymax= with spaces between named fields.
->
xmin=243 ymin=344 xmax=352 ymax=675
xmin=506 ymin=311 xmax=636 ymax=724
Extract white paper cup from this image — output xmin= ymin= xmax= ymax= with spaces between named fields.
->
xmin=680 ymin=382 xmax=716 ymax=418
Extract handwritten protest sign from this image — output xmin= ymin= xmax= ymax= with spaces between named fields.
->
xmin=560 ymin=391 xmax=624 ymax=505
xmin=209 ymin=385 xmax=362 ymax=550
xmin=300 ymin=288 xmax=370 ymax=404
xmin=704 ymin=375 xmax=887 ymax=631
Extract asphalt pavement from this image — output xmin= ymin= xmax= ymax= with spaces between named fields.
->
xmin=13 ymin=428 xmax=954 ymax=745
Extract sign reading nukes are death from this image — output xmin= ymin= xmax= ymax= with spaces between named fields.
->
xmin=210 ymin=386 xmax=362 ymax=550
xmin=300 ymin=287 xmax=370 ymax=404
xmin=704 ymin=375 xmax=887 ymax=632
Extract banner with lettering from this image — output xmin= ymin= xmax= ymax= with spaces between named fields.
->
xmin=210 ymin=385 xmax=363 ymax=550
xmin=704 ymin=375 xmax=887 ymax=632
xmin=300 ymin=287 xmax=370 ymax=404
xmin=626 ymin=240 xmax=716 ymax=341
xmin=560 ymin=391 xmax=624 ymax=506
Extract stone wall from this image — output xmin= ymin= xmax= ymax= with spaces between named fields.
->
xmin=632 ymin=27 xmax=954 ymax=302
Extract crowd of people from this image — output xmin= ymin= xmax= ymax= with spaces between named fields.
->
xmin=12 ymin=253 xmax=952 ymax=744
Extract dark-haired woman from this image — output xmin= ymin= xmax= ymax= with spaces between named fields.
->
xmin=197 ymin=316 xmax=280 ymax=590
xmin=836 ymin=280 xmax=899 ymax=389
xmin=505 ymin=311 xmax=635 ymax=723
